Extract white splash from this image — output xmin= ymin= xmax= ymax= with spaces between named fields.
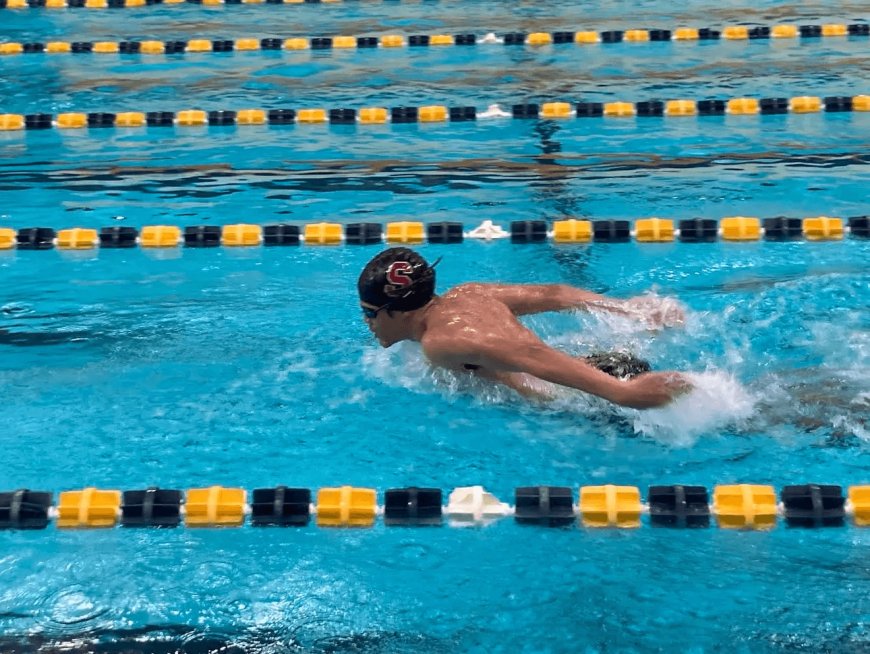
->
xmin=630 ymin=371 xmax=755 ymax=447
xmin=832 ymin=391 xmax=870 ymax=441
xmin=362 ymin=342 xmax=520 ymax=405
xmin=361 ymin=342 xmax=431 ymax=392
xmin=363 ymin=341 xmax=756 ymax=446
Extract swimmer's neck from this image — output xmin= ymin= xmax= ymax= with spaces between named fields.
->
xmin=402 ymin=297 xmax=439 ymax=343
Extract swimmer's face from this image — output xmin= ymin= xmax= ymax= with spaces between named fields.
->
xmin=361 ymin=302 xmax=402 ymax=347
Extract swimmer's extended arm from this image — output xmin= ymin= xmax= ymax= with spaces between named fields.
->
xmin=455 ymin=283 xmax=685 ymax=327
xmin=425 ymin=336 xmax=690 ymax=409
xmin=455 ymin=283 xmax=612 ymax=316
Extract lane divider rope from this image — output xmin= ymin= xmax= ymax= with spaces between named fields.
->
xmin=1 ymin=217 xmax=867 ymax=250
xmin=0 ymin=96 xmax=868 ymax=134
xmin=1 ymin=24 xmax=869 ymax=54
xmin=1 ymin=483 xmax=866 ymax=529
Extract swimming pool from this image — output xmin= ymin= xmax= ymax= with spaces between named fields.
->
xmin=1 ymin=1 xmax=869 ymax=652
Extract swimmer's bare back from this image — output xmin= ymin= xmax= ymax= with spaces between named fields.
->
xmin=419 ymin=283 xmax=692 ymax=409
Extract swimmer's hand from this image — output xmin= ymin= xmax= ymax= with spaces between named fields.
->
xmin=615 ymin=372 xmax=693 ymax=409
xmin=623 ymin=295 xmax=686 ymax=329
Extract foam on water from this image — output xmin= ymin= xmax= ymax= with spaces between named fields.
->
xmin=833 ymin=414 xmax=870 ymax=443
xmin=361 ymin=342 xmax=436 ymax=394
xmin=357 ymin=288 xmax=870 ymax=446
xmin=361 ymin=342 xmax=519 ymax=406
xmin=358 ymin=294 xmax=768 ymax=445
xmin=362 ymin=340 xmax=757 ymax=447
xmin=629 ymin=371 xmax=756 ymax=447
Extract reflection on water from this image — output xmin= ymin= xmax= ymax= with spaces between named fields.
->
xmin=2 ymin=150 xmax=869 ymax=196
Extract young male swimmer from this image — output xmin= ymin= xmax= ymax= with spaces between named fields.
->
xmin=358 ymin=247 xmax=692 ymax=409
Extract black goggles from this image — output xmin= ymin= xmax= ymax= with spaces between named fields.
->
xmin=361 ymin=303 xmax=390 ymax=320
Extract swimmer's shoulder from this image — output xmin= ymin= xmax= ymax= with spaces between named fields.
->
xmin=441 ymin=282 xmax=504 ymax=303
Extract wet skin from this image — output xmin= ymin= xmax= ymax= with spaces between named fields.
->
xmin=363 ymin=282 xmax=691 ymax=409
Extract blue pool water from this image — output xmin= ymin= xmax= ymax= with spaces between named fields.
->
xmin=1 ymin=1 xmax=870 ymax=652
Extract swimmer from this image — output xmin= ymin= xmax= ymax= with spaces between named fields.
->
xmin=358 ymin=247 xmax=692 ymax=409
